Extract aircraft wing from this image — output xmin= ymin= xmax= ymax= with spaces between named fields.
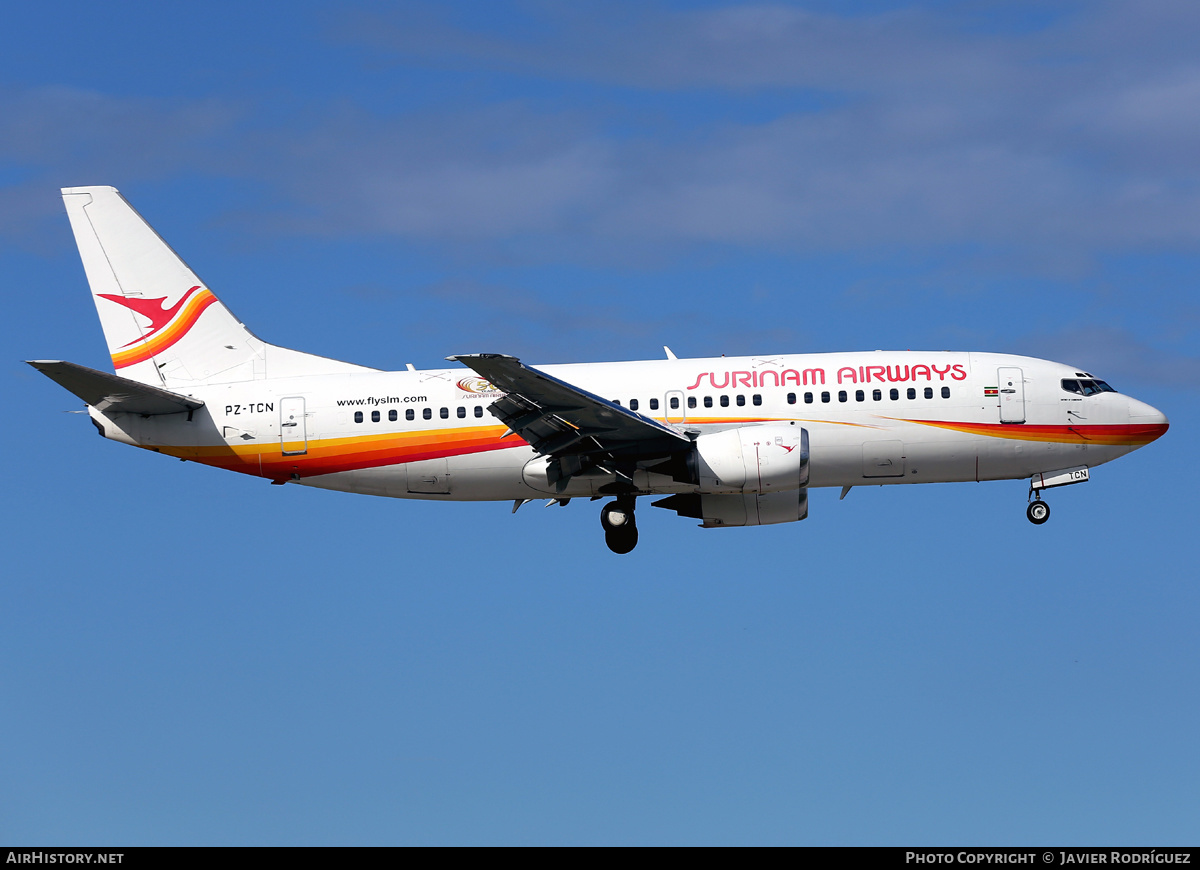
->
xmin=447 ymin=353 xmax=690 ymax=459
xmin=28 ymin=360 xmax=205 ymax=416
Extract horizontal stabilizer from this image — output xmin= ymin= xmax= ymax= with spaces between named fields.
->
xmin=27 ymin=360 xmax=204 ymax=416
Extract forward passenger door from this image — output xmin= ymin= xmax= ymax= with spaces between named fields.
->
xmin=997 ymin=367 xmax=1025 ymax=424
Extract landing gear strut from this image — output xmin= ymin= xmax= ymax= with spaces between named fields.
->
xmin=1026 ymin=497 xmax=1050 ymax=525
xmin=601 ymin=496 xmax=638 ymax=554
xmin=1025 ymin=466 xmax=1091 ymax=525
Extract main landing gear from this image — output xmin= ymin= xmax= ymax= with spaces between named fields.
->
xmin=601 ymin=496 xmax=638 ymax=554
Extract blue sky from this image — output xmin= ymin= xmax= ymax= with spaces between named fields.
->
xmin=2 ymin=0 xmax=1198 ymax=845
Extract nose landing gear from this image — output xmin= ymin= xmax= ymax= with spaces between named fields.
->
xmin=1025 ymin=465 xmax=1090 ymax=525
xmin=601 ymin=497 xmax=639 ymax=554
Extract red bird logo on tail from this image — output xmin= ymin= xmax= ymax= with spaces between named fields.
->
xmin=99 ymin=285 xmax=218 ymax=368
xmin=99 ymin=286 xmax=203 ymax=346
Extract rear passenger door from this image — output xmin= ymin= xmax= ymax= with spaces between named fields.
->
xmin=280 ymin=397 xmax=307 ymax=455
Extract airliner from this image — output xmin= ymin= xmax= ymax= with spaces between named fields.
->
xmin=31 ymin=187 xmax=1169 ymax=553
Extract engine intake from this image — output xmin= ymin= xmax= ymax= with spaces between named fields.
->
xmin=655 ymin=424 xmax=810 ymax=527
xmin=694 ymin=422 xmax=807 ymax=494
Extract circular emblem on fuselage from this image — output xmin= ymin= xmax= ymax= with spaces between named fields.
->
xmin=457 ymin=377 xmax=500 ymax=394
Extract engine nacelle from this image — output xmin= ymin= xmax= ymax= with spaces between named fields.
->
xmin=659 ymin=489 xmax=810 ymax=528
xmin=655 ymin=425 xmax=810 ymax=527
xmin=693 ymin=422 xmax=807 ymax=494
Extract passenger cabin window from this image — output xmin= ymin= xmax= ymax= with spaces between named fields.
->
xmin=670 ymin=397 xmax=679 ymax=409
xmin=457 ymin=406 xmax=466 ymax=418
xmin=736 ymin=395 xmax=745 ymax=406
xmin=907 ymin=388 xmax=916 ymax=400
xmin=440 ymin=407 xmax=449 ymax=419
xmin=924 ymin=387 xmax=933 ymax=399
xmin=687 ymin=397 xmax=696 ymax=409
xmin=406 ymin=409 xmax=415 ymax=421
xmin=805 ymin=392 xmax=814 ymax=404
xmin=423 ymin=408 xmax=432 ymax=420
xmin=890 ymin=388 xmax=899 ymax=400
xmin=630 ymin=399 xmax=639 ymax=411
xmin=354 ymin=411 xmax=363 ymax=423
xmin=720 ymin=395 xmax=729 ymax=407
xmin=650 ymin=398 xmax=659 ymax=411
xmin=787 ymin=392 xmax=796 ymax=405
xmin=752 ymin=394 xmax=762 ymax=406
xmin=838 ymin=390 xmax=847 ymax=402
xmin=371 ymin=410 xmax=380 ymax=422
xmin=941 ymin=386 xmax=950 ymax=399
xmin=474 ymin=406 xmax=483 ymax=418
xmin=873 ymin=389 xmax=881 ymax=401
xmin=855 ymin=390 xmax=865 ymax=402
xmin=821 ymin=391 xmax=831 ymax=403
xmin=389 ymin=409 xmax=398 ymax=422
xmin=704 ymin=396 xmax=713 ymax=408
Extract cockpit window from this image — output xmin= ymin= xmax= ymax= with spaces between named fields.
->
xmin=1062 ymin=378 xmax=1118 ymax=396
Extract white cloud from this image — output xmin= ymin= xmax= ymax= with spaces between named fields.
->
xmin=1015 ymin=325 xmax=1200 ymax=389
xmin=8 ymin=3 xmax=1200 ymax=267
xmin=0 ymin=86 xmax=241 ymax=250
xmin=265 ymin=2 xmax=1193 ymax=261
xmin=0 ymin=86 xmax=238 ymax=176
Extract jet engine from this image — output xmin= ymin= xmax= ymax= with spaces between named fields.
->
xmin=655 ymin=423 xmax=810 ymax=527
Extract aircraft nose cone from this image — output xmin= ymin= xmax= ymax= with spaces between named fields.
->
xmin=1127 ymin=397 xmax=1169 ymax=445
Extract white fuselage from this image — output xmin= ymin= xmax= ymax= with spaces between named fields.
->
xmin=91 ymin=350 xmax=1167 ymax=501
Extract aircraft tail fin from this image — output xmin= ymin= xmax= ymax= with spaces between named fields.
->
xmin=61 ymin=186 xmax=374 ymax=388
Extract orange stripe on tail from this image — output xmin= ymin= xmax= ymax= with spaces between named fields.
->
xmin=109 ymin=288 xmax=218 ymax=368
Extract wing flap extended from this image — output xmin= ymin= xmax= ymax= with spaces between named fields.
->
xmin=447 ymin=353 xmax=690 ymax=458
xmin=28 ymin=360 xmax=205 ymax=416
